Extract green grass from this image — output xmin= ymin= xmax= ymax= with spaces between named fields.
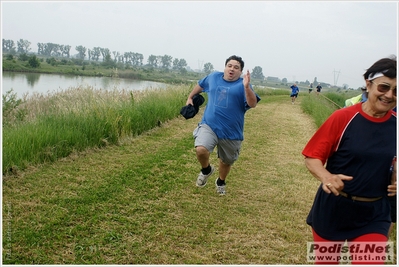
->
xmin=252 ymin=86 xmax=291 ymax=96
xmin=300 ymin=93 xmax=339 ymax=128
xmin=1 ymin=95 xmax=313 ymax=264
xmin=2 ymin=88 xmax=396 ymax=264
xmin=2 ymin=85 xmax=193 ymax=174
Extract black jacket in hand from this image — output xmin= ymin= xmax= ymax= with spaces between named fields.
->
xmin=180 ymin=94 xmax=205 ymax=119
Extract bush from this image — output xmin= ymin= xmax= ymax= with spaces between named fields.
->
xmin=46 ymin=57 xmax=58 ymax=66
xmin=72 ymin=58 xmax=84 ymax=65
xmin=28 ymin=55 xmax=40 ymax=68
xmin=60 ymin=59 xmax=69 ymax=65
xmin=18 ymin=53 xmax=29 ymax=61
xmin=2 ymin=89 xmax=26 ymax=127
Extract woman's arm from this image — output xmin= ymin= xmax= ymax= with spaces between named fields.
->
xmin=305 ymin=157 xmax=353 ymax=196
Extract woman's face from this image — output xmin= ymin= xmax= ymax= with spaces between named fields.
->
xmin=366 ymin=76 xmax=397 ymax=113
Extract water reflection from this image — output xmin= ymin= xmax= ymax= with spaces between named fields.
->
xmin=2 ymin=72 xmax=168 ymax=98
xmin=5 ymin=72 xmax=16 ymax=80
xmin=25 ymin=73 xmax=41 ymax=87
xmin=100 ymin=77 xmax=118 ymax=90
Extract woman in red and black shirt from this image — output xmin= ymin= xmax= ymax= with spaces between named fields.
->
xmin=302 ymin=57 xmax=397 ymax=264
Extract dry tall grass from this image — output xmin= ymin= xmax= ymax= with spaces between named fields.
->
xmin=2 ymin=85 xmax=191 ymax=173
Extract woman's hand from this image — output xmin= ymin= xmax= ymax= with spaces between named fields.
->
xmin=323 ymin=174 xmax=353 ymax=196
xmin=388 ymin=183 xmax=396 ymax=197
xmin=305 ymin=157 xmax=353 ymax=196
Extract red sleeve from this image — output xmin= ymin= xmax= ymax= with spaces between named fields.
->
xmin=302 ymin=105 xmax=359 ymax=165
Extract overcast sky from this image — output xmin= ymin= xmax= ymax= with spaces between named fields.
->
xmin=2 ymin=1 xmax=398 ymax=88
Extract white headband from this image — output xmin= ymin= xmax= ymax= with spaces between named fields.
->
xmin=368 ymin=70 xmax=388 ymax=80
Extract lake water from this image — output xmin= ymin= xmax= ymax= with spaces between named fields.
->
xmin=2 ymin=72 xmax=168 ymax=98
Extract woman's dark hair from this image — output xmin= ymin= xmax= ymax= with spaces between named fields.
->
xmin=225 ymin=55 xmax=244 ymax=70
xmin=363 ymin=55 xmax=397 ymax=80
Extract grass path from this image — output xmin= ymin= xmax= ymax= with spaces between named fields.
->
xmin=2 ymin=95 xmax=395 ymax=264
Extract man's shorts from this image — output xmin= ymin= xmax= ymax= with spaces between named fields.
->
xmin=193 ymin=123 xmax=241 ymax=165
xmin=290 ymin=93 xmax=298 ymax=97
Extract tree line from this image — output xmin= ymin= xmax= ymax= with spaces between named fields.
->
xmin=2 ymin=38 xmax=219 ymax=74
xmin=6 ymin=39 xmax=323 ymax=83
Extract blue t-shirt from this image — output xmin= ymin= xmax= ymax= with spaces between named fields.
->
xmin=198 ymin=72 xmax=259 ymax=140
xmin=290 ymin=85 xmax=299 ymax=94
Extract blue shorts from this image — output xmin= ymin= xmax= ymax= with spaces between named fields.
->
xmin=193 ymin=123 xmax=241 ymax=165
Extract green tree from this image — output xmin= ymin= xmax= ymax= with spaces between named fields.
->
xmin=100 ymin=48 xmax=111 ymax=62
xmin=17 ymin=39 xmax=31 ymax=54
xmin=132 ymin=53 xmax=143 ymax=66
xmin=203 ymin=62 xmax=214 ymax=75
xmin=147 ymin=55 xmax=158 ymax=67
xmin=251 ymin=66 xmax=264 ymax=80
xmin=112 ymin=51 xmax=120 ymax=62
xmin=180 ymin=68 xmax=187 ymax=75
xmin=18 ymin=53 xmax=29 ymax=61
xmin=27 ymin=55 xmax=40 ymax=68
xmin=75 ymin=45 xmax=87 ymax=59
xmin=90 ymin=47 xmax=101 ymax=61
xmin=60 ymin=45 xmax=71 ymax=58
xmin=161 ymin=55 xmax=173 ymax=69
xmin=172 ymin=58 xmax=179 ymax=70
xmin=38 ymin=42 xmax=59 ymax=56
xmin=37 ymin=43 xmax=44 ymax=55
xmin=156 ymin=56 xmax=163 ymax=68
xmin=124 ymin=52 xmax=133 ymax=65
xmin=102 ymin=54 xmax=116 ymax=68
xmin=177 ymin=58 xmax=187 ymax=70
xmin=2 ymin=39 xmax=16 ymax=54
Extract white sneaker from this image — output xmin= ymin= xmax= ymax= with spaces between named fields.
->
xmin=215 ymin=178 xmax=226 ymax=195
xmin=196 ymin=165 xmax=215 ymax=187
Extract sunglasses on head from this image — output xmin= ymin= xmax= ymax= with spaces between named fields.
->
xmin=371 ymin=80 xmax=397 ymax=97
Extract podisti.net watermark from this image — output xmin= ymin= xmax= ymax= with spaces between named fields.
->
xmin=307 ymin=241 xmax=394 ymax=263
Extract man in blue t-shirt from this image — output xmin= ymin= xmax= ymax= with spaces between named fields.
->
xmin=185 ymin=55 xmax=260 ymax=195
xmin=290 ymin=83 xmax=299 ymax=104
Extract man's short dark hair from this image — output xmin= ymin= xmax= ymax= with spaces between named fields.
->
xmin=225 ymin=55 xmax=244 ymax=70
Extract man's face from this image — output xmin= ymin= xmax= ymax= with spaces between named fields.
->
xmin=223 ymin=60 xmax=242 ymax=81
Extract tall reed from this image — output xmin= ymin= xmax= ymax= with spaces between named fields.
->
xmin=300 ymin=93 xmax=339 ymax=128
xmin=3 ymin=84 xmax=193 ymax=174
